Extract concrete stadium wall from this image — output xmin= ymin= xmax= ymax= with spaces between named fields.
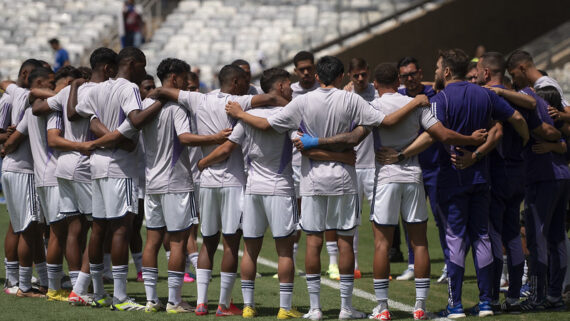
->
xmin=334 ymin=0 xmax=570 ymax=81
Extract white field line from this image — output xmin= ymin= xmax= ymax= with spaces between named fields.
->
xmin=197 ymin=237 xmax=450 ymax=321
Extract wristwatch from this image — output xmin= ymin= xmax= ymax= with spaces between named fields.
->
xmin=474 ymin=151 xmax=482 ymax=162
xmin=397 ymin=151 xmax=405 ymax=162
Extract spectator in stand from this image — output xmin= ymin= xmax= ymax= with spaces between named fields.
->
xmin=48 ymin=38 xmax=70 ymax=73
xmin=123 ymin=0 xmax=145 ymax=48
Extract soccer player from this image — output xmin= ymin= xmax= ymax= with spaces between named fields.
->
xmin=396 ymin=56 xmax=439 ymax=282
xmin=344 ymin=58 xmax=378 ymax=279
xmin=225 ymin=56 xmax=431 ymax=320
xmin=0 ymin=59 xmax=42 ymax=295
xmin=32 ymin=47 xmax=119 ymax=305
xmin=0 ymin=60 xmax=48 ymax=298
xmin=53 ymin=66 xmax=82 ymax=93
xmin=198 ymin=68 xmax=305 ymax=319
xmin=430 ymin=49 xmax=529 ymax=318
xmin=465 ymin=61 xmax=478 ymax=84
xmin=74 ymin=47 xmax=165 ymax=311
xmin=151 ymin=64 xmax=288 ymax=316
xmin=231 ymin=59 xmax=263 ymax=94
xmin=475 ymin=52 xmax=562 ymax=312
xmin=506 ymin=51 xmax=570 ymax=311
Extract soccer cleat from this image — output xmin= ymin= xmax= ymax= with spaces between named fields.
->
xmin=216 ymin=302 xmax=242 ymax=316
xmin=469 ymin=301 xmax=493 ymax=317
xmin=195 ymin=303 xmax=209 ymax=315
xmin=47 ymin=289 xmax=70 ymax=302
xmin=68 ymin=291 xmax=93 ymax=306
xmin=354 ymin=269 xmax=362 ymax=279
xmin=111 ymin=297 xmax=145 ymax=311
xmin=339 ymin=306 xmax=367 ymax=319
xmin=272 ymin=273 xmax=279 ymax=279
xmin=91 ymin=294 xmax=112 ymax=308
xmin=519 ymin=283 xmax=530 ymax=298
xmin=136 ymin=271 xmax=143 ymax=282
xmin=167 ymin=301 xmax=194 ymax=313
xmin=369 ymin=306 xmax=391 ymax=320
xmin=277 ymin=307 xmax=304 ymax=319
xmin=302 ymin=308 xmax=323 ymax=320
xmin=145 ymin=300 xmax=165 ymax=313
xmin=413 ymin=308 xmax=427 ymax=320
xmin=500 ymin=299 xmax=521 ymax=314
xmin=61 ymin=275 xmax=73 ymax=290
xmin=436 ymin=270 xmax=448 ymax=284
xmin=543 ymin=297 xmax=566 ymax=311
xmin=256 ymin=272 xmax=262 ymax=278
xmin=327 ymin=264 xmax=340 ymax=280
xmin=184 ymin=272 xmax=195 ymax=283
xmin=396 ymin=267 xmax=415 ymax=281
xmin=242 ymin=305 xmax=257 ymax=318
xmin=16 ymin=288 xmax=46 ymax=298
xmin=438 ymin=304 xmax=466 ymax=318
xmin=3 ymin=280 xmax=19 ymax=295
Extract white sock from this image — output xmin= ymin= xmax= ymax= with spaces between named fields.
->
xmin=47 ymin=263 xmax=63 ymax=290
xmin=112 ymin=265 xmax=129 ymax=302
xmin=241 ymin=279 xmax=255 ymax=307
xmin=19 ymin=266 xmax=33 ymax=292
xmin=522 ymin=260 xmax=528 ymax=284
xmin=374 ymin=279 xmax=389 ymax=310
xmin=280 ymin=283 xmax=293 ymax=310
xmin=103 ymin=253 xmax=112 ymax=278
xmin=189 ymin=252 xmax=199 ymax=272
xmin=131 ymin=252 xmax=142 ymax=274
xmin=142 ymin=267 xmax=159 ymax=302
xmin=408 ymin=264 xmax=415 ymax=270
xmin=326 ymin=242 xmax=338 ymax=266
xmin=219 ymin=272 xmax=237 ymax=307
xmin=340 ymin=274 xmax=354 ymax=308
xmin=353 ymin=229 xmax=359 ymax=270
xmin=306 ymin=274 xmax=321 ymax=310
xmin=293 ymin=243 xmax=299 ymax=269
xmin=165 ymin=251 xmax=171 ymax=262
xmin=69 ymin=270 xmax=80 ymax=288
xmin=415 ymin=278 xmax=430 ymax=310
xmin=89 ymin=263 xmax=105 ymax=298
xmin=168 ymin=270 xmax=184 ymax=305
xmin=35 ymin=261 xmax=48 ymax=288
xmin=73 ymin=272 xmax=91 ymax=295
xmin=5 ymin=260 xmax=19 ymax=286
xmin=196 ymin=269 xmax=212 ymax=305
xmin=501 ymin=254 xmax=508 ymax=278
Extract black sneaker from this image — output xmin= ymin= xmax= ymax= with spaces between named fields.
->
xmin=501 ymin=300 xmax=522 ymax=314
xmin=520 ymin=299 xmax=546 ymax=312
xmin=543 ymin=297 xmax=566 ymax=311
xmin=388 ymin=248 xmax=404 ymax=262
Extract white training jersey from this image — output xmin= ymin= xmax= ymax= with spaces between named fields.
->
xmin=187 ymin=110 xmax=202 ymax=184
xmin=290 ymin=80 xmax=320 ymax=167
xmin=268 ymin=87 xmax=386 ymax=196
xmin=229 ymin=106 xmax=296 ymax=196
xmin=46 ymin=83 xmax=96 ymax=183
xmin=2 ymin=84 xmax=33 ymax=174
xmin=75 ymin=78 xmax=142 ymax=179
xmin=0 ymin=92 xmax=13 ymax=130
xmin=178 ymin=90 xmax=252 ymax=188
xmin=371 ymin=92 xmax=438 ymax=185
xmin=350 ymin=83 xmax=379 ymax=169
xmin=139 ymin=98 xmax=193 ymax=194
xmin=534 ymin=75 xmax=569 ymax=107
xmin=18 ymin=108 xmax=58 ymax=186
xmin=210 ymin=84 xmax=262 ymax=95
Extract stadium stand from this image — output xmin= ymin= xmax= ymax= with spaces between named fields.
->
xmin=0 ymin=0 xmax=123 ymax=80
xmin=140 ymin=0 xmax=421 ymax=88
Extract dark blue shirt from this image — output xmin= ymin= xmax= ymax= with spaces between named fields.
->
xmin=432 ymin=82 xmax=514 ymax=187
xmin=520 ymin=87 xmax=570 ymax=183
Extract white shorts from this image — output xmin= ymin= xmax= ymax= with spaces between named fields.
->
xmin=2 ymin=172 xmax=40 ymax=233
xmin=145 ymin=192 xmax=199 ymax=232
xmin=37 ymin=186 xmax=64 ymax=224
xmin=356 ymin=168 xmax=375 ymax=205
xmin=138 ymin=184 xmax=145 ymax=200
xmin=199 ymin=186 xmax=243 ymax=237
xmin=370 ymin=182 xmax=428 ymax=226
xmin=300 ymin=194 xmax=359 ymax=236
xmin=58 ymin=178 xmax=92 ymax=216
xmin=243 ymin=194 xmax=298 ymax=239
xmin=292 ymin=165 xmax=301 ymax=199
xmin=193 ymin=182 xmax=200 ymax=215
xmin=92 ymin=177 xmax=138 ymax=220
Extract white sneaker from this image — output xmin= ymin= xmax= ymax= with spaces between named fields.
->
xmin=303 ymin=308 xmax=323 ymax=320
xmin=396 ymin=267 xmax=415 ymax=281
xmin=111 ymin=297 xmax=145 ymax=311
xmin=339 ymin=306 xmax=367 ymax=319
xmin=166 ymin=301 xmax=194 ymax=313
xmin=437 ymin=270 xmax=448 ymax=284
xmin=145 ymin=300 xmax=165 ymax=312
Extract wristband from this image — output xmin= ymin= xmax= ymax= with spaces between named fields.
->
xmin=299 ymin=134 xmax=319 ymax=150
xmin=397 ymin=152 xmax=405 ymax=162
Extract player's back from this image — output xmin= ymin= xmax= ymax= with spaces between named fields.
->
xmin=236 ymin=107 xmax=294 ymax=196
xmin=2 ymin=85 xmax=33 ymax=174
xmin=23 ymin=108 xmax=58 ymax=187
xmin=141 ymin=98 xmax=192 ymax=194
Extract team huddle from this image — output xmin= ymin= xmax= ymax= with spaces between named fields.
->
xmin=0 ymin=45 xmax=569 ymax=320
